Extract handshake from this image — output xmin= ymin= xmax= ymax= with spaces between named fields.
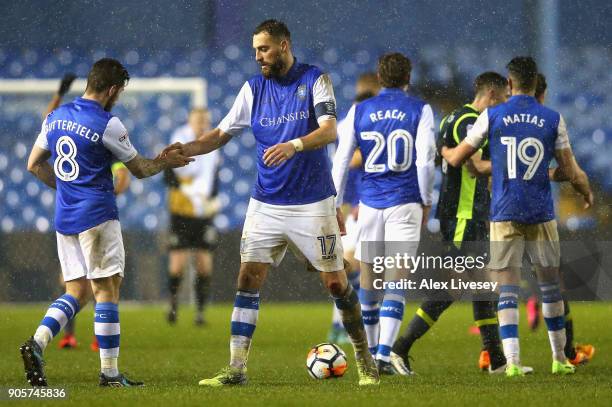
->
xmin=156 ymin=142 xmax=193 ymax=169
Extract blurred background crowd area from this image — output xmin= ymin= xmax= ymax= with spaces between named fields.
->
xmin=0 ymin=0 xmax=609 ymax=301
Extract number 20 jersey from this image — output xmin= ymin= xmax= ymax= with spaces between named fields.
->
xmin=35 ymin=97 xmax=138 ymax=235
xmin=353 ymin=88 xmax=434 ymax=209
xmin=468 ymin=95 xmax=569 ymax=224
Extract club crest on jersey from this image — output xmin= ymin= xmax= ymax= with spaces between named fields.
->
xmin=296 ymin=84 xmax=307 ymax=100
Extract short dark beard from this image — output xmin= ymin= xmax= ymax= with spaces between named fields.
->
xmin=104 ymin=93 xmax=119 ymax=112
xmin=260 ymin=56 xmax=286 ymax=79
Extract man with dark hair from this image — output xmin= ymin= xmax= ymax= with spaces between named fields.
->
xmin=506 ymin=56 xmax=538 ymax=92
xmin=22 ymin=58 xmax=192 ymax=387
xmin=376 ymin=53 xmax=412 ymax=88
xmin=164 ymin=19 xmax=379 ymax=386
xmin=392 ymin=72 xmax=531 ymax=374
xmin=333 ymin=52 xmax=436 ymax=375
xmin=43 ymin=74 xmax=132 ymax=352
xmin=443 ymin=56 xmax=592 ymax=377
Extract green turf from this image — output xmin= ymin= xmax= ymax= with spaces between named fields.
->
xmin=1 ymin=302 xmax=611 ymax=406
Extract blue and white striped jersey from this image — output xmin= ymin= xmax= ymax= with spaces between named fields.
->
xmin=218 ymin=59 xmax=337 ymax=206
xmin=465 ymin=95 xmax=570 ymax=224
xmin=35 ymin=97 xmax=137 ymax=235
xmin=332 ymin=88 xmax=436 ymax=209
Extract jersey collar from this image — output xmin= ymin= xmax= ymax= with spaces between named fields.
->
xmin=75 ymin=97 xmax=103 ymax=109
xmin=509 ymin=94 xmax=537 ymax=103
xmin=379 ymin=87 xmax=405 ymax=96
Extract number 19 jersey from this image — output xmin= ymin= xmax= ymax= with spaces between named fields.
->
xmin=35 ymin=97 xmax=138 ymax=235
xmin=465 ymin=95 xmax=570 ymax=224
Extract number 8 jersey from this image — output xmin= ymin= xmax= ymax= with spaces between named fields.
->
xmin=34 ymin=97 xmax=138 ymax=235
xmin=333 ymin=88 xmax=436 ymax=209
xmin=465 ymin=95 xmax=570 ymax=224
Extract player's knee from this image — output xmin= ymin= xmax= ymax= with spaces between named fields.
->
xmin=65 ymin=279 xmax=90 ymax=307
xmin=324 ymin=277 xmax=347 ymax=297
xmin=237 ymin=263 xmax=267 ymax=290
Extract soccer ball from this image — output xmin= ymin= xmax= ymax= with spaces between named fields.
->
xmin=305 ymin=343 xmax=348 ymax=379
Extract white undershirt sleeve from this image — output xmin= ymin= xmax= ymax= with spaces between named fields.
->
xmin=34 ymin=116 xmax=50 ymax=150
xmin=312 ymin=73 xmax=337 ymax=124
xmin=331 ymin=104 xmax=357 ymax=207
xmin=101 ymin=117 xmax=138 ymax=162
xmin=415 ymin=104 xmax=436 ymax=206
xmin=218 ymin=82 xmax=253 ymax=136
xmin=464 ymin=109 xmax=489 ymax=149
xmin=555 ymin=115 xmax=571 ymax=150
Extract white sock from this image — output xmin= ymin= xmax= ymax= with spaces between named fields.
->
xmin=498 ymin=285 xmax=520 ymax=365
xmin=331 ymin=304 xmax=343 ymax=329
xmin=101 ymin=357 xmax=119 ymax=377
xmin=377 ymin=293 xmax=405 ymax=362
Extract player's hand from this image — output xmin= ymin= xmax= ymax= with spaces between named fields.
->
xmin=58 ymin=73 xmax=77 ymax=96
xmin=336 ymin=207 xmax=346 ymax=236
xmin=160 ymin=142 xmax=185 ymax=159
xmin=163 ymin=149 xmax=194 ymax=168
xmin=465 ymin=159 xmax=478 ymax=177
xmin=263 ymin=142 xmax=296 ymax=166
xmin=421 ymin=205 xmax=431 ymax=227
xmin=582 ymin=189 xmax=594 ymax=209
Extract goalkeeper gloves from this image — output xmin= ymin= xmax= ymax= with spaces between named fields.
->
xmin=58 ymin=73 xmax=77 ymax=96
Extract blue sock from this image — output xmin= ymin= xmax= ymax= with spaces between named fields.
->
xmin=359 ymin=288 xmax=382 ymax=355
xmin=34 ymin=294 xmax=80 ymax=350
xmin=95 ymin=302 xmax=120 ymax=377
xmin=230 ymin=291 xmax=259 ymax=369
xmin=539 ymin=282 xmax=567 ymax=362
xmin=348 ymin=270 xmax=360 ymax=291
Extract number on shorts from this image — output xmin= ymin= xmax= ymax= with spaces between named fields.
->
xmin=54 ymin=136 xmax=79 ymax=181
xmin=317 ymin=234 xmax=337 ymax=260
xmin=500 ymin=136 xmax=544 ymax=180
xmin=361 ymin=129 xmax=414 ymax=173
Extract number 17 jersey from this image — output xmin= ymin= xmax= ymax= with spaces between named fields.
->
xmin=35 ymin=97 xmax=138 ymax=235
xmin=465 ymin=95 xmax=570 ymax=224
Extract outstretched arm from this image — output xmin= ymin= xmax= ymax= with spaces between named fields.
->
xmin=442 ymin=110 xmax=490 ymax=167
xmin=124 ymin=152 xmax=193 ymax=179
xmin=167 ymin=127 xmax=233 ymax=157
xmin=162 ymin=82 xmax=253 ymax=159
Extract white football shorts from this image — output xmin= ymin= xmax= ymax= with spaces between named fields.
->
xmin=240 ymin=197 xmax=345 ymax=272
xmin=355 ymin=202 xmax=423 ymax=263
xmin=57 ymin=219 xmax=125 ymax=281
